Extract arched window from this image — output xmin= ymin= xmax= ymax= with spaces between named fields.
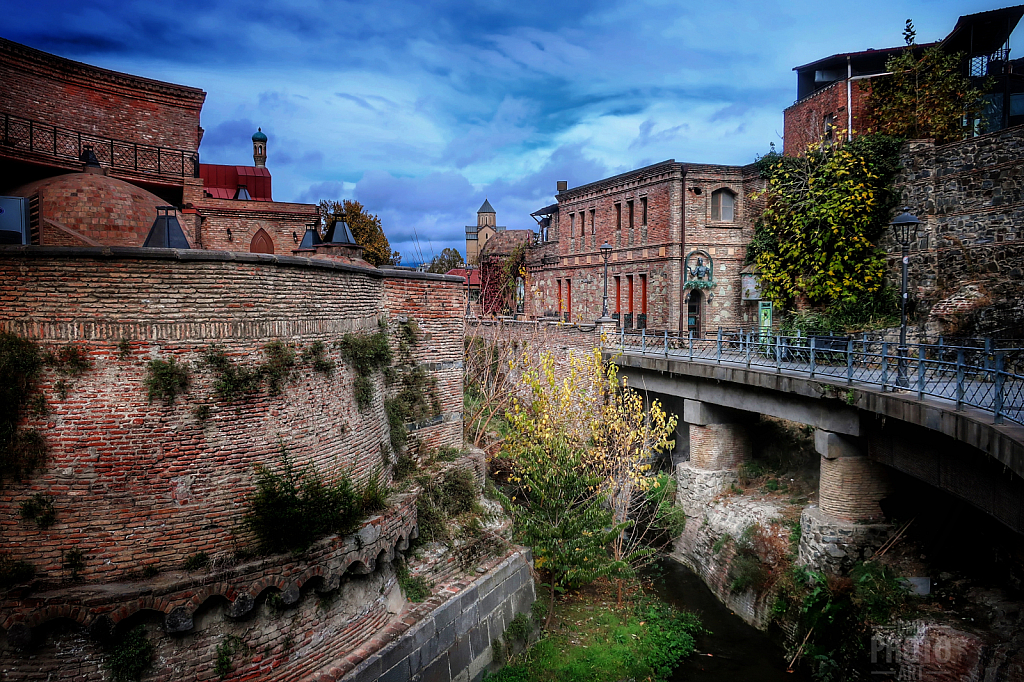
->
xmin=711 ymin=189 xmax=735 ymax=222
xmin=250 ymin=228 xmax=274 ymax=254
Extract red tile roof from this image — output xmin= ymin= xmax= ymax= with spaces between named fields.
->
xmin=447 ymin=267 xmax=481 ymax=285
xmin=199 ymin=164 xmax=273 ymax=201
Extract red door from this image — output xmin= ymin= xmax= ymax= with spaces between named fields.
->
xmin=250 ymin=228 xmax=274 ymax=254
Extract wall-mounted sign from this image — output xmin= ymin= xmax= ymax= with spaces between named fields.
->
xmin=741 ymin=272 xmax=762 ymax=300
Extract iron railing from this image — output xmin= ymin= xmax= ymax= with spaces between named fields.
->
xmin=1 ymin=112 xmax=194 ymax=177
xmin=612 ymin=327 xmax=1024 ymax=427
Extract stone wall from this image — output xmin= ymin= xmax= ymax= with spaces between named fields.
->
xmin=342 ymin=550 xmax=536 ymax=682
xmin=895 ymin=125 xmax=1024 ymax=337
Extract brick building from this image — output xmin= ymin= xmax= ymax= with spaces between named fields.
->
xmin=0 ymin=37 xmax=321 ymax=258
xmin=783 ymin=5 xmax=1024 ymax=154
xmin=510 ymin=160 xmax=762 ymax=335
xmin=464 ymin=198 xmax=505 ymax=265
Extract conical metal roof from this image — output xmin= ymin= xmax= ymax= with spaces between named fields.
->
xmin=477 ymin=198 xmax=495 ymax=214
xmin=142 ymin=207 xmax=190 ymax=249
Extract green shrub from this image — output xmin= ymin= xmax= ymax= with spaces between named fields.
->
xmin=394 ymin=453 xmax=417 ymax=480
xmin=214 ymin=635 xmax=243 ymax=679
xmin=145 ymin=357 xmax=190 ymax=404
xmin=246 ymin=452 xmax=362 ymax=554
xmin=353 ymin=374 xmax=375 ymax=411
xmin=204 ymin=342 xmax=296 ymax=402
xmin=712 ymin=533 xmax=732 ymax=555
xmin=106 ymin=626 xmax=153 ymax=682
xmin=0 ymin=553 xmax=35 ymax=588
xmin=117 ymin=338 xmax=132 ymax=360
xmin=20 ymin=493 xmax=57 ymax=529
xmin=262 ymin=341 xmax=296 ymax=395
xmin=416 ymin=468 xmax=478 ymax=543
xmin=360 ymin=467 xmax=391 ymax=514
xmin=183 ymin=552 xmax=210 ymax=571
xmin=505 ymin=612 xmax=532 ymax=643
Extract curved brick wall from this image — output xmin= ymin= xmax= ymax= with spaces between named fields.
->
xmin=0 ymin=248 xmax=464 ymax=585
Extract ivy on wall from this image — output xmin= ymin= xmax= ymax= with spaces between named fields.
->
xmin=747 ymin=135 xmax=903 ymax=323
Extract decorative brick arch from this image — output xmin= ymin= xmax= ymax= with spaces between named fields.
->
xmin=250 ymin=228 xmax=274 ymax=254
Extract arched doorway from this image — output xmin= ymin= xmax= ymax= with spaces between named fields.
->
xmin=250 ymin=228 xmax=274 ymax=254
xmin=686 ymin=290 xmax=702 ymax=337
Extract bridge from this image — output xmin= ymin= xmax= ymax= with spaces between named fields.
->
xmin=601 ymin=326 xmax=1024 ymax=567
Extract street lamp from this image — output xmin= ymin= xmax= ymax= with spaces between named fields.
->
xmin=599 ymin=242 xmax=613 ymax=321
xmin=465 ymin=264 xmax=475 ymax=318
xmin=890 ymin=207 xmax=921 ymax=388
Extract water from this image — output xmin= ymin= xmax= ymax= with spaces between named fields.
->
xmin=651 ymin=559 xmax=811 ymax=682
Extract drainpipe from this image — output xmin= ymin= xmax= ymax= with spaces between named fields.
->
xmin=847 ymin=56 xmax=852 ymax=141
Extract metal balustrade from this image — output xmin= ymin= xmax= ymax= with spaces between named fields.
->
xmin=612 ymin=328 xmax=1024 ymax=427
xmin=1 ymin=112 xmax=194 ymax=178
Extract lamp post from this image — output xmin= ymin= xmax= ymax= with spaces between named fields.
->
xmin=599 ymin=242 xmax=613 ymax=321
xmin=465 ymin=264 xmax=474 ymax=318
xmin=890 ymin=207 xmax=921 ymax=388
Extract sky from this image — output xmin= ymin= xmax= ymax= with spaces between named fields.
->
xmin=4 ymin=0 xmax=1018 ymax=264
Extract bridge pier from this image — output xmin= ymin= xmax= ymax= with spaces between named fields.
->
xmin=798 ymin=429 xmax=892 ymax=573
xmin=675 ymin=400 xmax=752 ymax=518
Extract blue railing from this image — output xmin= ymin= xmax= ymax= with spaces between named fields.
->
xmin=612 ymin=328 xmax=1024 ymax=427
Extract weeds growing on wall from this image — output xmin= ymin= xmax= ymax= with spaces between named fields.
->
xmin=415 ymin=468 xmax=479 ymax=543
xmin=0 ymin=333 xmax=45 ymax=485
xmin=44 ymin=345 xmax=92 ymax=377
xmin=182 ymin=552 xmax=210 ymax=571
xmin=106 ymin=626 xmax=154 ymax=682
xmin=360 ymin=467 xmax=391 ymax=514
xmin=145 ymin=357 xmax=191 ymax=404
xmin=204 ymin=341 xmax=297 ymax=401
xmin=337 ymin=330 xmax=392 ymax=411
xmin=214 ymin=635 xmax=244 ymax=680
xmin=395 ymin=557 xmax=431 ymax=602
xmin=0 ymin=553 xmax=35 ymax=588
xmin=63 ymin=548 xmax=85 ymax=581
xmin=301 ymin=341 xmax=336 ymax=376
xmin=20 ymin=493 xmax=57 ymax=529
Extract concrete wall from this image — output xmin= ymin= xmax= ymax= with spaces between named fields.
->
xmin=343 ymin=550 xmax=536 ymax=682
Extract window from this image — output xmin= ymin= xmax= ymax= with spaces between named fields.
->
xmin=627 ymin=200 xmax=634 ymax=230
xmin=711 ymin=189 xmax=735 ymax=222
xmin=614 ymin=276 xmax=621 ymax=313
xmin=640 ymin=274 xmax=647 ymax=315
xmin=557 ymin=279 xmax=562 ymax=315
xmin=590 ymin=209 xmax=596 ymax=234
xmin=641 ymin=197 xmax=648 ymax=226
xmin=823 ymin=113 xmax=835 ymax=143
xmin=615 ymin=203 xmax=622 ymax=231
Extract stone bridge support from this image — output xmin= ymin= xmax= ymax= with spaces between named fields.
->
xmin=675 ymin=400 xmax=753 ymax=518
xmin=799 ymin=429 xmax=893 ymax=574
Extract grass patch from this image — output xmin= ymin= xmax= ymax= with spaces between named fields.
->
xmin=183 ymin=551 xmax=210 ymax=571
xmin=145 ymin=357 xmax=190 ymax=404
xmin=486 ymin=590 xmax=702 ymax=682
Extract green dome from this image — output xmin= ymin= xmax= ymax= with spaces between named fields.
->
xmin=252 ymin=127 xmax=268 ymax=142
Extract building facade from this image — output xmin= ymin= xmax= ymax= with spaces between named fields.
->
xmin=784 ymin=6 xmax=1024 ymax=154
xmin=464 ymin=198 xmax=505 ymax=264
xmin=513 ymin=160 xmax=763 ymax=334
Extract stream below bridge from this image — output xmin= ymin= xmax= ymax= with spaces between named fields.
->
xmin=651 ymin=559 xmax=811 ymax=682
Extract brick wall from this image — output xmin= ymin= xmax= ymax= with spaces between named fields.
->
xmin=0 ymin=248 xmax=462 ymax=583
xmin=185 ymin=198 xmax=321 ymax=256
xmin=526 ymin=161 xmax=762 ymax=333
xmin=818 ymin=455 xmax=889 ymax=522
xmin=782 ymin=79 xmax=871 ymax=155
xmin=688 ymin=423 xmax=750 ymax=470
xmin=0 ymin=38 xmax=205 ymax=155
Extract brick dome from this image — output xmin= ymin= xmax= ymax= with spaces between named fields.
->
xmin=11 ymin=172 xmax=186 ymax=248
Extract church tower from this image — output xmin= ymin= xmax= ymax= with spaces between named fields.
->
xmin=252 ymin=127 xmax=267 ymax=168
xmin=477 ymin=198 xmax=496 ymax=227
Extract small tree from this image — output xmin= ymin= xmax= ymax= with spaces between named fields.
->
xmin=427 ymin=247 xmax=465 ymax=274
xmin=318 ymin=199 xmax=401 ymax=267
xmin=864 ymin=20 xmax=990 ymax=144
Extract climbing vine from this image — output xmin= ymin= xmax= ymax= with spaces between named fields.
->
xmin=479 ymin=241 xmax=528 ymax=316
xmin=748 ymin=135 xmax=903 ymax=318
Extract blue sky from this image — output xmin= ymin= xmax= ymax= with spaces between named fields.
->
xmin=5 ymin=0 xmax=1017 ymax=263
